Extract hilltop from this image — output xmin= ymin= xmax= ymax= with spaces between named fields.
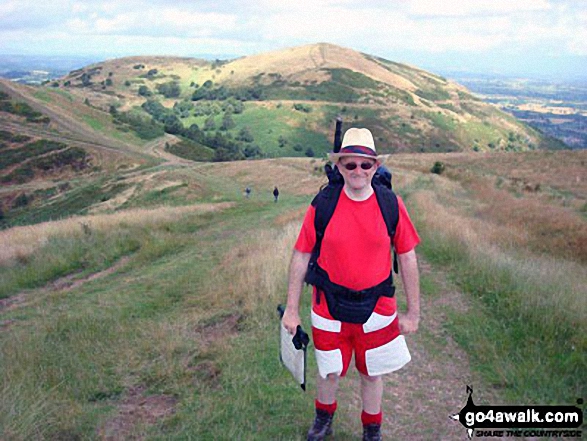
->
xmin=44 ymin=43 xmax=555 ymax=158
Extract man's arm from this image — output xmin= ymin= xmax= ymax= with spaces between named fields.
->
xmin=397 ymin=249 xmax=420 ymax=334
xmin=282 ymin=249 xmax=312 ymax=335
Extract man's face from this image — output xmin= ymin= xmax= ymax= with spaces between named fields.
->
xmin=338 ymin=156 xmax=378 ymax=192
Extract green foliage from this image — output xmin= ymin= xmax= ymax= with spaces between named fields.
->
xmin=0 ymin=139 xmax=66 ymax=171
xmin=236 ymin=127 xmax=254 ymax=143
xmin=1 ymin=147 xmax=89 ymax=184
xmin=220 ymin=112 xmax=235 ymax=131
xmin=173 ymin=100 xmax=194 ymax=118
xmin=138 ymin=85 xmax=152 ymax=97
xmin=278 ymin=135 xmax=288 ymax=148
xmin=329 ymin=68 xmax=380 ymax=90
xmin=113 ymin=110 xmax=164 ymax=140
xmin=141 ymin=100 xmax=168 ymax=120
xmin=192 ymin=84 xmax=263 ymax=101
xmin=0 ymin=94 xmax=50 ymax=123
xmin=0 ymin=228 xmax=143 ymax=298
xmin=156 ymin=81 xmax=181 ymax=98
xmin=3 ymin=179 xmax=131 ymax=227
xmin=415 ymin=87 xmax=451 ymax=102
xmin=292 ymin=103 xmax=312 ymax=113
xmin=430 ymin=161 xmax=446 ymax=174
xmin=80 ymin=72 xmax=92 ymax=87
xmin=165 ymin=139 xmax=215 ymax=162
xmin=204 ymin=116 xmax=216 ymax=131
xmin=163 ymin=114 xmax=183 ymax=135
xmin=0 ymin=130 xmax=31 ymax=144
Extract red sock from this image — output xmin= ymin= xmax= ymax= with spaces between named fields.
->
xmin=315 ymin=399 xmax=337 ymax=415
xmin=361 ymin=410 xmax=382 ymax=426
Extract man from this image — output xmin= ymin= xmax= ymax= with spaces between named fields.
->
xmin=282 ymin=128 xmax=420 ymax=441
xmin=273 ymin=186 xmax=280 ymax=202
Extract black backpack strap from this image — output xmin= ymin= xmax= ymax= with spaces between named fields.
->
xmin=373 ymin=184 xmax=400 ymax=274
xmin=311 ymin=183 xmax=343 ymax=259
xmin=307 ymin=170 xmax=344 ymax=304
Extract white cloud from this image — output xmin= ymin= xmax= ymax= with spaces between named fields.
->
xmin=407 ymin=0 xmax=551 ymax=17
xmin=0 ymin=0 xmax=585 ymax=78
xmin=63 ymin=7 xmax=238 ymax=39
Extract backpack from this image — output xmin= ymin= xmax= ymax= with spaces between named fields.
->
xmin=304 ymin=162 xmax=400 ymax=324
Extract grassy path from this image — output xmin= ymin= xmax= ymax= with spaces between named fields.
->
xmin=3 ymin=157 xmax=581 ymax=440
xmin=330 ymin=259 xmax=505 ymax=440
xmin=0 ymin=188 xmax=491 ymax=440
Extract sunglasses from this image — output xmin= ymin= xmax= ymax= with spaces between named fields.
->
xmin=341 ymin=161 xmax=376 ymax=171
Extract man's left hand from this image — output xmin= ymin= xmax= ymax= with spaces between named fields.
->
xmin=398 ymin=312 xmax=419 ymax=334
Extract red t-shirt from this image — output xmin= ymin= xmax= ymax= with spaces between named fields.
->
xmin=294 ymin=190 xmax=420 ymax=316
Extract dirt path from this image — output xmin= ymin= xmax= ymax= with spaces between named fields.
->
xmin=334 ymin=258 xmax=504 ymax=440
xmin=142 ymin=133 xmax=195 ymax=165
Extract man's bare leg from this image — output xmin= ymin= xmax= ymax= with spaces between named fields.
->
xmin=316 ymin=373 xmax=340 ymax=404
xmin=360 ymin=373 xmax=383 ymax=414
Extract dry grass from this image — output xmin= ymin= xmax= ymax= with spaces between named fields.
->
xmin=389 ymin=150 xmax=587 ymax=263
xmin=191 ymin=221 xmax=301 ymax=316
xmin=411 ymin=187 xmax=587 ymax=326
xmin=0 ymin=202 xmax=233 ymax=266
xmin=219 ymin=43 xmax=419 ymax=92
xmin=199 ymin=157 xmax=326 ymax=196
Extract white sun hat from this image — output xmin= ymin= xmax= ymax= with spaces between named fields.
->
xmin=328 ymin=128 xmax=378 ymax=161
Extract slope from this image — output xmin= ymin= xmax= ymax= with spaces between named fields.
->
xmin=46 ymin=43 xmax=553 ymax=160
xmin=1 ymin=151 xmax=585 ymax=439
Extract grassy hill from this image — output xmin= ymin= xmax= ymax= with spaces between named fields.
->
xmin=0 ymin=149 xmax=585 ymax=439
xmin=43 ymin=43 xmax=559 ymax=162
xmin=1 ymin=42 xmax=585 ymax=439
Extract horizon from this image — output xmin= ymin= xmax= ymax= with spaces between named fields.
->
xmin=0 ymin=48 xmax=585 ymax=84
xmin=0 ymin=0 xmax=586 ymax=82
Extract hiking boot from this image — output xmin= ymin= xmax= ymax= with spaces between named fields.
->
xmin=307 ymin=409 xmax=334 ymax=441
xmin=362 ymin=423 xmax=382 ymax=441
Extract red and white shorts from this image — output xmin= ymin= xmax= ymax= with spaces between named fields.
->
xmin=311 ymin=292 xmax=411 ymax=378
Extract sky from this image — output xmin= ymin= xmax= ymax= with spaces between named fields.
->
xmin=1 ymin=0 xmax=586 ymax=80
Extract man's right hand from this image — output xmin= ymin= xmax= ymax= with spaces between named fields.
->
xmin=282 ymin=308 xmax=301 ymax=335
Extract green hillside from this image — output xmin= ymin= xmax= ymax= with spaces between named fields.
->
xmin=43 ymin=43 xmax=557 ymax=162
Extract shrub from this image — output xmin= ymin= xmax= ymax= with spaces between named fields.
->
xmin=293 ymin=103 xmax=312 ymax=113
xmin=138 ymin=85 xmax=152 ymax=97
xmin=431 ymin=161 xmax=445 ymax=174
xmin=156 ymin=81 xmax=181 ymax=98
xmin=113 ymin=111 xmax=164 ymax=140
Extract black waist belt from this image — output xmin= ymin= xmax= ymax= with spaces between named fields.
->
xmin=305 ymin=261 xmax=395 ymax=324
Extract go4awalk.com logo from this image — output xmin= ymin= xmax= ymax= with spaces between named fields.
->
xmin=450 ymin=386 xmax=584 ymax=439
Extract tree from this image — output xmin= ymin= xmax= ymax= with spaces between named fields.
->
xmin=232 ymin=100 xmax=244 ymax=114
xmin=204 ymin=116 xmax=216 ymax=131
xmin=138 ymin=85 xmax=152 ymax=97
xmin=278 ymin=135 xmax=288 ymax=148
xmin=244 ymin=144 xmax=261 ymax=158
xmin=173 ymin=100 xmax=193 ymax=118
xmin=157 ymin=81 xmax=181 ymax=98
xmin=163 ymin=114 xmax=183 ymax=135
xmin=237 ymin=127 xmax=254 ymax=143
xmin=220 ymin=113 xmax=235 ymax=131
xmin=81 ymin=73 xmax=92 ymax=87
